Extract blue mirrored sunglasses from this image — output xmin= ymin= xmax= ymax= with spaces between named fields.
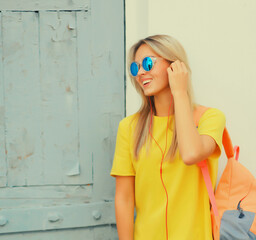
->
xmin=130 ymin=56 xmax=157 ymax=77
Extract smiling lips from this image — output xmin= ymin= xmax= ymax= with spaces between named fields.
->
xmin=142 ymin=78 xmax=152 ymax=86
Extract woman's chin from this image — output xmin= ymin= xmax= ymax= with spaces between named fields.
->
xmin=143 ymin=91 xmax=155 ymax=97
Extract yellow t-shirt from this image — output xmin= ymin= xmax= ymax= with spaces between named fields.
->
xmin=110 ymin=108 xmax=226 ymax=240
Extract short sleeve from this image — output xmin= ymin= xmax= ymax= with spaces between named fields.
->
xmin=110 ymin=118 xmax=136 ymax=177
xmin=197 ymin=108 xmax=226 ymax=158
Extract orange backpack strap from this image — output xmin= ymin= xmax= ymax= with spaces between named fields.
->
xmin=193 ymin=105 xmax=220 ymax=226
xmin=193 ymin=105 xmax=235 ymax=227
xmin=222 ymin=128 xmax=235 ymax=159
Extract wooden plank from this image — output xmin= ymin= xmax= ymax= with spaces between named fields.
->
xmin=0 ymin=0 xmax=90 ymax=11
xmin=89 ymin=0 xmax=125 ymax=200
xmin=0 ymin=201 xmax=115 ymax=234
xmin=39 ymin=11 xmax=83 ymax=185
xmin=76 ymin=11 xmax=93 ymax=185
xmin=2 ymin=10 xmax=93 ymax=186
xmin=2 ymin=11 xmax=43 ymax=187
xmin=1 ymin=227 xmax=119 ymax=240
xmin=0 ymin=185 xmax=92 ymax=208
xmin=93 ymin=225 xmax=119 ymax=240
xmin=0 ymin=228 xmax=94 ymax=240
xmin=0 ymin=11 xmax=7 ymax=187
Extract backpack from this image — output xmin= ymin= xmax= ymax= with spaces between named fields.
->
xmin=194 ymin=105 xmax=256 ymax=240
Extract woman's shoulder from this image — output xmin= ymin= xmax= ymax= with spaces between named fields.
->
xmin=195 ymin=104 xmax=226 ymax=126
xmin=203 ymin=107 xmax=225 ymax=120
xmin=194 ymin=104 xmax=225 ymax=117
xmin=119 ymin=112 xmax=139 ymax=129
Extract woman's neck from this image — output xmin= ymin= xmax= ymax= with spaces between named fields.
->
xmin=154 ymin=91 xmax=174 ymax=117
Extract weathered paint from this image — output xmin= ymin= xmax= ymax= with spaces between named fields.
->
xmin=0 ymin=0 xmax=124 ymax=238
xmin=0 ymin=185 xmax=92 ymax=208
xmin=0 ymin=202 xmax=115 ymax=234
xmin=39 ymin=10 xmax=83 ymax=185
xmin=0 ymin=225 xmax=118 ymax=240
xmin=1 ymin=10 xmax=93 ymax=187
xmin=89 ymin=0 xmax=125 ymax=203
xmin=0 ymin=11 xmax=8 ymax=187
xmin=0 ymin=0 xmax=90 ymax=11
xmin=3 ymin=11 xmax=43 ymax=187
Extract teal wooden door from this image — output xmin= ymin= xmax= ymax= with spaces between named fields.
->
xmin=0 ymin=0 xmax=124 ymax=239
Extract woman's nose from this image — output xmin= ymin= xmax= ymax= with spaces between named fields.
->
xmin=137 ymin=65 xmax=146 ymax=76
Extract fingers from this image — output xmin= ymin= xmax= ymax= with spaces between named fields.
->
xmin=181 ymin=62 xmax=188 ymax=73
xmin=170 ymin=60 xmax=187 ymax=73
xmin=172 ymin=61 xmax=182 ymax=72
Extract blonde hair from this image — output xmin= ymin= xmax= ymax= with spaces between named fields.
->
xmin=127 ymin=34 xmax=196 ymax=161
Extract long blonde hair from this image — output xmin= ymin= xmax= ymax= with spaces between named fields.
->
xmin=127 ymin=34 xmax=196 ymax=161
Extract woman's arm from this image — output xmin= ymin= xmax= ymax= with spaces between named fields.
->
xmin=173 ymin=91 xmax=217 ymax=165
xmin=115 ymin=176 xmax=135 ymax=240
xmin=168 ymin=60 xmax=217 ymax=165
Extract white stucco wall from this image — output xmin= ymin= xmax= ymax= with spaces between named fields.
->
xmin=125 ymin=0 xmax=256 ymax=179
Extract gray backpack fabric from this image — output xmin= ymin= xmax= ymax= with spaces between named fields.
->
xmin=220 ymin=210 xmax=256 ymax=240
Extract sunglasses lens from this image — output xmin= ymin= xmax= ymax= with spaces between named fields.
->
xmin=130 ymin=62 xmax=139 ymax=76
xmin=142 ymin=57 xmax=153 ymax=71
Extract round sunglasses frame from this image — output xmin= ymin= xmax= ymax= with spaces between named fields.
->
xmin=130 ymin=56 xmax=158 ymax=77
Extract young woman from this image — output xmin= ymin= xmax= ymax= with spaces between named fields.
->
xmin=110 ymin=34 xmax=225 ymax=240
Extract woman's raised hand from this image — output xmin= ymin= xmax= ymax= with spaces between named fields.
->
xmin=167 ymin=60 xmax=189 ymax=97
